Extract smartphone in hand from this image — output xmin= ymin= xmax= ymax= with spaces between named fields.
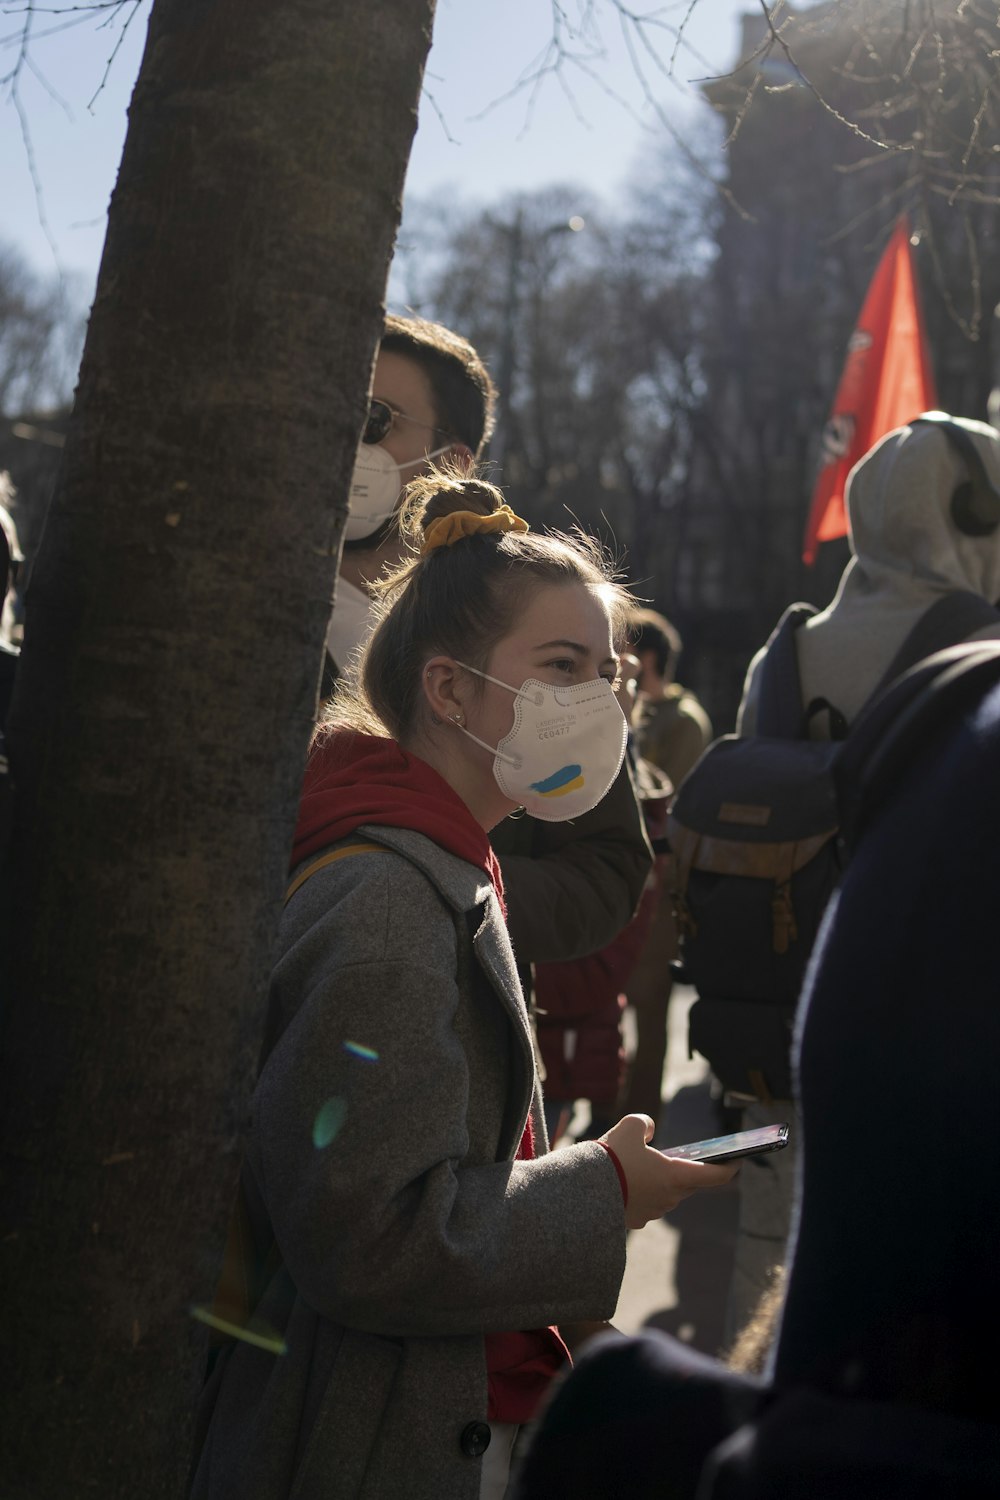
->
xmin=664 ymin=1122 xmax=789 ymax=1163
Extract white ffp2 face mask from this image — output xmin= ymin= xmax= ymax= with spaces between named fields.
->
xmin=345 ymin=441 xmax=452 ymax=544
xmin=453 ymin=663 xmax=628 ymax=822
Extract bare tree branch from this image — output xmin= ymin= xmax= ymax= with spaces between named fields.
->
xmin=87 ymin=0 xmax=142 ymax=109
xmin=2 ymin=0 xmax=148 ymax=272
xmin=757 ymin=0 xmax=912 ymax=157
xmin=1 ymin=4 xmax=64 ymax=273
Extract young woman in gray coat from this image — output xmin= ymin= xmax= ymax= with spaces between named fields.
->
xmin=190 ymin=472 xmax=734 ymax=1500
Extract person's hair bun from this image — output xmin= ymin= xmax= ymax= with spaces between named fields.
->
xmin=398 ymin=462 xmax=505 ymax=545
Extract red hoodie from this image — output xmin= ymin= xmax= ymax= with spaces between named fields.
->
xmin=293 ymin=728 xmax=505 ymax=905
xmin=293 ymin=729 xmax=568 ymax=1421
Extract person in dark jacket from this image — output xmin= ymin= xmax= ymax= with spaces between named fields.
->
xmin=515 ymin=658 xmax=1000 ymax=1499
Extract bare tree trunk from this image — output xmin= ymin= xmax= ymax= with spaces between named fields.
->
xmin=0 ymin=1 xmax=435 ymax=1492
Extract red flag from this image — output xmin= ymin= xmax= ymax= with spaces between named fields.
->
xmin=803 ymin=217 xmax=937 ymax=563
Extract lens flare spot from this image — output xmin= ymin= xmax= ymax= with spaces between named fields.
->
xmin=190 ymin=1305 xmax=288 ymax=1355
xmin=313 ymin=1096 xmax=347 ymax=1149
xmin=343 ymin=1040 xmax=379 ymax=1062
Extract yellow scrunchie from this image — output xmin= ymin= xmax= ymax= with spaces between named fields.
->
xmin=420 ymin=505 xmax=530 ymax=556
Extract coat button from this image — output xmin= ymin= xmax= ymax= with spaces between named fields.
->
xmin=460 ymin=1420 xmax=492 ymax=1458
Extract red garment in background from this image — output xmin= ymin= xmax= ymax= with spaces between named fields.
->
xmin=534 ymin=858 xmax=664 ymax=1106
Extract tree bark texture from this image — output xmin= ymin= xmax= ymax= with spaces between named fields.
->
xmin=0 ymin=0 xmax=435 ymax=1492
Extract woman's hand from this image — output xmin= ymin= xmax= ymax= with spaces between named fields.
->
xmin=601 ymin=1114 xmax=737 ymax=1230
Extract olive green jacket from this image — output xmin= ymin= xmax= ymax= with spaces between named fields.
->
xmin=491 ymin=755 xmax=652 ymax=977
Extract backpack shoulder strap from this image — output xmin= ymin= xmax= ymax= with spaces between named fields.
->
xmin=284 ymin=839 xmax=386 ymax=905
xmin=251 ymin=841 xmax=389 ymax=1067
xmin=201 ymin=836 xmax=391 ymax=1369
xmin=872 ymin=591 xmax=1000 ymax=698
xmin=755 ymin=603 xmax=817 ymax=739
xmin=837 ymin=640 xmax=1000 ymax=852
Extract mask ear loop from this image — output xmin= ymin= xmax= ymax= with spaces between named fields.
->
xmin=450 ymin=718 xmax=521 ymax=769
xmin=454 ymin=660 xmax=545 ymax=707
xmin=419 ymin=441 xmax=455 ymax=468
xmin=450 ymin=661 xmax=542 ymax=770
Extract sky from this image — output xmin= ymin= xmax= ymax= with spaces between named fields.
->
xmin=0 ymin=0 xmax=761 ymax=298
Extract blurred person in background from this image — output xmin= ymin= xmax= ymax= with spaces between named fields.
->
xmin=618 ymin=607 xmax=712 ymax=1129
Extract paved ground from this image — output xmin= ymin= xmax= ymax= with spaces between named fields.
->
xmin=564 ymin=986 xmax=741 ymax=1359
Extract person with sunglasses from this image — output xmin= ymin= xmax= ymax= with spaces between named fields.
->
xmin=323 ymin=314 xmax=490 ymax=695
xmin=323 ymin=314 xmax=652 ymax=1039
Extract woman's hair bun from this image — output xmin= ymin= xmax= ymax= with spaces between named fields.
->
xmin=399 ymin=462 xmax=504 ymax=544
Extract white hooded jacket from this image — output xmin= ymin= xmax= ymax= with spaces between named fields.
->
xmin=739 ymin=415 xmax=1000 ymax=736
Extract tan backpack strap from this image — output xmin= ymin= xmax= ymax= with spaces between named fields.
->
xmin=201 ymin=1176 xmax=277 ymax=1350
xmin=198 ymin=839 xmax=387 ymax=1363
xmin=667 ymin=822 xmax=700 ymax=941
xmin=284 ymin=840 xmax=386 ymax=905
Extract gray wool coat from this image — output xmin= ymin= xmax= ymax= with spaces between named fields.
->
xmin=190 ymin=825 xmax=627 ymax=1500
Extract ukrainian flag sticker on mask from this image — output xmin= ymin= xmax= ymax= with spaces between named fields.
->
xmin=529 ymin=765 xmax=585 ymax=798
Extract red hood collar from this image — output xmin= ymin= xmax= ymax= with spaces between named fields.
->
xmin=292 ymin=730 xmax=505 ymax=911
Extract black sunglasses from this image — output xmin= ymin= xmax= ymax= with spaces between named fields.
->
xmin=362 ymin=397 xmax=453 ymax=447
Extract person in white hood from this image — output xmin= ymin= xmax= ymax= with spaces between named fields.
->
xmin=726 ymin=412 xmax=1000 ymax=1341
xmin=740 ymin=413 xmax=1000 ymax=734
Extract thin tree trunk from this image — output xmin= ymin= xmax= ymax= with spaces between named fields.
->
xmin=0 ymin=1 xmax=435 ymax=1492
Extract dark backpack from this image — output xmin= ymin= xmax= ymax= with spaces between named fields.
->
xmin=669 ymin=592 xmax=1000 ymax=1102
xmin=836 ymin=638 xmax=1000 ymax=851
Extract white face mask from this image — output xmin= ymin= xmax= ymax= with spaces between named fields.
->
xmin=453 ymin=663 xmax=628 ymax=822
xmin=345 ymin=441 xmax=451 ymax=544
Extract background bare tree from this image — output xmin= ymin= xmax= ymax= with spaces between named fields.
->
xmin=0 ymin=239 xmax=85 ymax=566
xmin=392 ymin=2 xmax=999 ymax=728
xmin=679 ymin=0 xmax=1000 ymax=718
xmin=395 ymin=166 xmax=717 ymax=644
xmin=733 ymin=0 xmax=1000 ymax=337
xmin=0 ymin=239 xmax=83 ymax=415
